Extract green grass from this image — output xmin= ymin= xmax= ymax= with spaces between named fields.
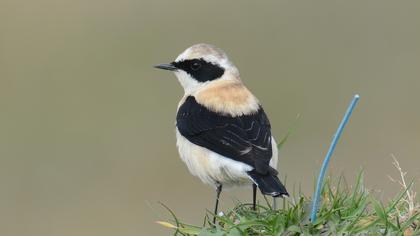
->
xmin=157 ymin=170 xmax=420 ymax=235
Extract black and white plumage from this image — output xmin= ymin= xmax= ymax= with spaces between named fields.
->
xmin=154 ymin=43 xmax=288 ymax=217
xmin=176 ymin=96 xmax=286 ymax=195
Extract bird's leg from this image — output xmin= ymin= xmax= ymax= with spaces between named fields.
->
xmin=252 ymin=183 xmax=257 ymax=211
xmin=272 ymin=197 xmax=277 ymax=210
xmin=213 ymin=183 xmax=223 ymax=224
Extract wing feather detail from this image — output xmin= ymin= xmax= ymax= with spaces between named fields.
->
xmin=176 ymin=96 xmax=275 ymax=175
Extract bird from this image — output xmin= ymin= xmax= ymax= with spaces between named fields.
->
xmin=154 ymin=43 xmax=288 ymax=223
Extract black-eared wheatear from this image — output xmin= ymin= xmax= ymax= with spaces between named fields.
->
xmin=154 ymin=44 xmax=288 ymax=223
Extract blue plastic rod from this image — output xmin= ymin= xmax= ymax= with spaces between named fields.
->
xmin=310 ymin=94 xmax=360 ymax=223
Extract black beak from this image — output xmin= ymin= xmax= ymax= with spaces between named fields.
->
xmin=153 ymin=63 xmax=177 ymax=71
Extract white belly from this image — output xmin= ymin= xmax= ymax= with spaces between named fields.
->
xmin=175 ymin=129 xmax=279 ymax=189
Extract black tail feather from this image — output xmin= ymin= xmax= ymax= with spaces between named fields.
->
xmin=247 ymin=170 xmax=288 ymax=197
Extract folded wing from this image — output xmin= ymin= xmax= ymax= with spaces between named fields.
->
xmin=176 ymin=96 xmax=275 ymax=175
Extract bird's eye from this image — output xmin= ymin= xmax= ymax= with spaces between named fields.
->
xmin=191 ymin=62 xmax=201 ymax=71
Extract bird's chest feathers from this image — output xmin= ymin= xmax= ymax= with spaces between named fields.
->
xmin=193 ymin=80 xmax=260 ymax=116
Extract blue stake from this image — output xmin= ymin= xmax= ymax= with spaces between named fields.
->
xmin=310 ymin=94 xmax=360 ymax=223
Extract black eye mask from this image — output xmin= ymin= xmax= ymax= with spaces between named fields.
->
xmin=172 ymin=58 xmax=225 ymax=82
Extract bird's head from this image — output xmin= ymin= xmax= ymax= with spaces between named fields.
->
xmin=154 ymin=43 xmax=240 ymax=94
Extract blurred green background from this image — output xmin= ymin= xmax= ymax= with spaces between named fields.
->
xmin=1 ymin=0 xmax=420 ymax=235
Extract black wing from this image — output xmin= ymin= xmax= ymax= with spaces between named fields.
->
xmin=176 ymin=96 xmax=276 ymax=175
